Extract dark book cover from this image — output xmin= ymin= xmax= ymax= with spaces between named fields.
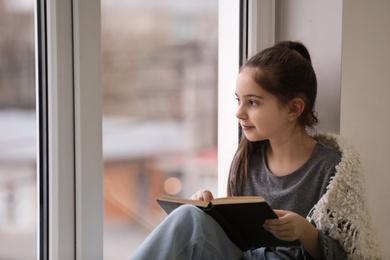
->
xmin=156 ymin=198 xmax=300 ymax=251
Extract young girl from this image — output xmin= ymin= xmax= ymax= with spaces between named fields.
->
xmin=130 ymin=41 xmax=381 ymax=260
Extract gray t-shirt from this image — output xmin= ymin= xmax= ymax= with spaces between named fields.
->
xmin=230 ymin=140 xmax=345 ymax=259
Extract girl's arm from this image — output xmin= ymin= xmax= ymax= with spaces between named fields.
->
xmin=263 ymin=210 xmax=322 ymax=260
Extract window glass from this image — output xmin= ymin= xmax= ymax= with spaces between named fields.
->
xmin=0 ymin=0 xmax=36 ymax=259
xmin=101 ymin=1 xmax=218 ymax=258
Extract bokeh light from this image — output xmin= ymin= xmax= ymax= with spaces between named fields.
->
xmin=164 ymin=177 xmax=182 ymax=195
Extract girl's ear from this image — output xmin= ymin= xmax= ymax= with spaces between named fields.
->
xmin=287 ymin=97 xmax=305 ymax=121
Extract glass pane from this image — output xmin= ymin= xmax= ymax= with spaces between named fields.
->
xmin=101 ymin=1 xmax=218 ymax=258
xmin=0 ymin=1 xmax=37 ymax=259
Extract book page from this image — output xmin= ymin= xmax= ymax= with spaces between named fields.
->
xmin=159 ymin=195 xmax=209 ymax=207
xmin=211 ymin=196 xmax=265 ymax=205
xmin=159 ymin=195 xmax=265 ymax=206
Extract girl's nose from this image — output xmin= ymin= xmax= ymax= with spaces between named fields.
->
xmin=236 ymin=105 xmax=247 ymax=120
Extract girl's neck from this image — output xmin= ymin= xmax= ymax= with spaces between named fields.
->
xmin=265 ymin=130 xmax=317 ymax=176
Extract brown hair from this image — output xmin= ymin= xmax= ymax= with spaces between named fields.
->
xmin=227 ymin=41 xmax=318 ymax=196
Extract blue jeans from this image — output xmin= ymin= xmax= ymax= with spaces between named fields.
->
xmin=130 ymin=205 xmax=282 ymax=260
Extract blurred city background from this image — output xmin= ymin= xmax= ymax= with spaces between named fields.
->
xmin=101 ymin=0 xmax=218 ymax=258
xmin=0 ymin=0 xmax=218 ymax=259
xmin=0 ymin=0 xmax=37 ymax=259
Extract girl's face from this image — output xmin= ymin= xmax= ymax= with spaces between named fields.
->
xmin=235 ymin=70 xmax=291 ymax=142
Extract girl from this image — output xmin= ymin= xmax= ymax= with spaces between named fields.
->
xmin=130 ymin=41 xmax=381 ymax=260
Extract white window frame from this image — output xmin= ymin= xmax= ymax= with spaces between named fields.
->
xmin=42 ymin=0 xmax=102 ymax=259
xmin=217 ymin=0 xmax=241 ymax=197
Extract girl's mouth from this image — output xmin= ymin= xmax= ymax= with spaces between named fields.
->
xmin=241 ymin=125 xmax=254 ymax=131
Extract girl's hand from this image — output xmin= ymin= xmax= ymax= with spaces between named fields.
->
xmin=189 ymin=190 xmax=214 ymax=202
xmin=263 ymin=210 xmax=306 ymax=241
xmin=263 ymin=210 xmax=322 ymax=259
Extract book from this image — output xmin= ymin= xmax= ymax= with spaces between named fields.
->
xmin=156 ymin=195 xmax=300 ymax=251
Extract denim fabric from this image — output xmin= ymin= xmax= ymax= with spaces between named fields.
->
xmin=246 ymin=248 xmax=283 ymax=260
xmin=130 ymin=204 xmax=246 ymax=260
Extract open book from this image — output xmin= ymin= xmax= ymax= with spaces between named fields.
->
xmin=156 ymin=195 xmax=300 ymax=251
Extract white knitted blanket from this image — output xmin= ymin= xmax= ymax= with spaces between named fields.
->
xmin=308 ymin=133 xmax=382 ymax=259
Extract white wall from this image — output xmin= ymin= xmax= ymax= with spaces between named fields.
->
xmin=341 ymin=0 xmax=390 ymax=256
xmin=275 ymin=0 xmax=343 ymax=134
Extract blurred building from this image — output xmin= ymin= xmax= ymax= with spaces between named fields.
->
xmin=0 ymin=1 xmax=37 ymax=258
xmin=101 ymin=1 xmax=218 ymax=231
xmin=0 ymin=1 xmax=35 ymax=110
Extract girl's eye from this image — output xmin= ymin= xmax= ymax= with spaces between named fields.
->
xmin=235 ymin=98 xmax=240 ymax=105
xmin=249 ymin=100 xmax=259 ymax=106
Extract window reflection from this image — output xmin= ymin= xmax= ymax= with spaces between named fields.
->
xmin=101 ymin=1 xmax=218 ymax=258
